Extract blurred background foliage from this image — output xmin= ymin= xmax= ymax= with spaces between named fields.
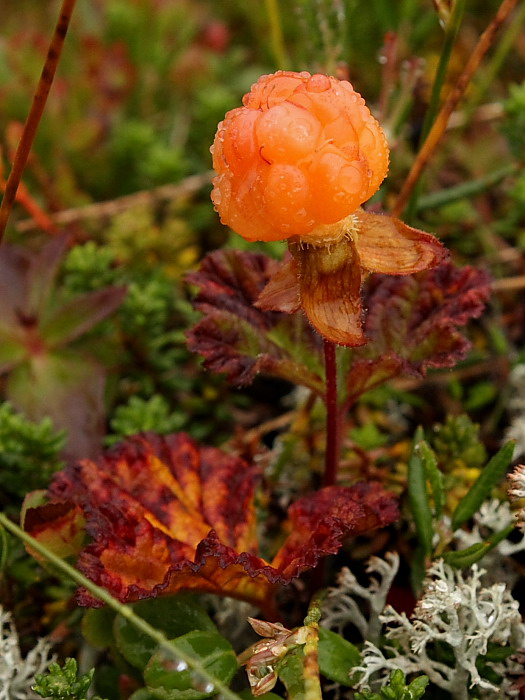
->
xmin=1 ymin=3 xmax=525 ymax=685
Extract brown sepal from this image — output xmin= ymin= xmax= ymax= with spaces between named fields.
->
xmin=354 ymin=210 xmax=448 ymax=275
xmin=289 ymin=237 xmax=366 ymax=347
xmin=255 ymin=258 xmax=301 ymax=313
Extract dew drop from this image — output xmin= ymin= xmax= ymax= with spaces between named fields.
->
xmin=191 ymin=671 xmax=215 ymax=694
xmin=175 ymin=660 xmax=189 ymax=672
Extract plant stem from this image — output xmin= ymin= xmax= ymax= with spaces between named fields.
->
xmin=404 ymin=0 xmax=466 ymax=221
xmin=394 ymin=0 xmax=519 ymax=218
xmin=0 ymin=0 xmax=77 ymax=243
xmin=0 ymin=512 xmax=243 ymax=700
xmin=323 ymin=339 xmax=340 ymax=487
xmin=466 ymin=0 xmax=525 ymax=115
xmin=416 ymin=163 xmax=517 ymax=211
xmin=264 ymin=0 xmax=289 ymax=70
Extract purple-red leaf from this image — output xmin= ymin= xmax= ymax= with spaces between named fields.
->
xmin=346 ymin=262 xmax=491 ymax=403
xmin=7 ymin=351 xmax=107 ymax=460
xmin=187 ymin=249 xmax=324 ymax=393
xmin=40 ymin=286 xmax=127 ymax=347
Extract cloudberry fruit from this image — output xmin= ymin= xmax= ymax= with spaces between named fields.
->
xmin=211 ymin=71 xmax=389 ymax=242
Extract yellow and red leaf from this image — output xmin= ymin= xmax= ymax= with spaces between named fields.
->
xmin=24 ymin=433 xmax=398 ymax=613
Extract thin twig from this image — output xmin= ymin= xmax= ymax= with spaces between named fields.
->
xmin=0 ymin=0 xmax=77 ymax=242
xmin=492 ymin=276 xmax=525 ymax=292
xmin=393 ymin=0 xmax=519 ymax=218
xmin=16 ymin=171 xmax=214 ymax=232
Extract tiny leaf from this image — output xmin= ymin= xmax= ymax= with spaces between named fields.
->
xmin=417 ymin=440 xmax=445 ymax=519
xmin=443 ymin=524 xmax=515 ymax=568
xmin=408 ymin=438 xmax=433 ymax=557
xmin=451 ymin=442 xmax=515 ymax=531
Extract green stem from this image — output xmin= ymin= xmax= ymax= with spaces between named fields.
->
xmin=416 ymin=163 xmax=517 ymax=211
xmin=302 ymin=593 xmax=325 ymax=700
xmin=0 ymin=513 xmax=243 ymax=700
xmin=264 ymin=0 xmax=289 ymax=70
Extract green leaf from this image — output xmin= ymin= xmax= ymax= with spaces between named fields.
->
xmin=408 ymin=431 xmax=433 ymax=556
xmin=443 ymin=524 xmax=515 ymax=568
xmin=82 ymin=608 xmax=117 ymax=650
xmin=129 ymin=690 xmax=161 ymax=700
xmin=416 ymin=440 xmax=445 ymax=519
xmin=143 ymin=630 xmax=237 ymax=699
xmin=451 ymin=442 xmax=515 ymax=531
xmin=115 ymin=596 xmax=217 ymax=671
xmin=277 ymin=648 xmax=306 ymax=700
xmin=317 ymin=627 xmax=360 ymax=686
xmin=354 ymin=669 xmax=429 ymax=699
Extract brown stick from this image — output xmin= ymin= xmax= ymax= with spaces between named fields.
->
xmin=16 ymin=171 xmax=214 ymax=232
xmin=0 ymin=0 xmax=77 ymax=242
xmin=393 ymin=0 xmax=519 ymax=217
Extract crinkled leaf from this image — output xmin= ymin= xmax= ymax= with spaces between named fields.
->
xmin=22 ymin=491 xmax=86 ymax=560
xmin=187 ymin=250 xmax=324 ymax=393
xmin=271 ymin=482 xmax=399 ymax=578
xmin=346 ymin=263 xmax=491 ymax=404
xmin=7 ymin=351 xmax=106 ymax=459
xmin=24 ymin=433 xmax=398 ymax=611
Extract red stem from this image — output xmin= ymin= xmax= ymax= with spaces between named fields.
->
xmin=323 ymin=339 xmax=340 ymax=487
xmin=0 ymin=0 xmax=77 ymax=242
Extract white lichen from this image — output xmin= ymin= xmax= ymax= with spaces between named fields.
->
xmin=321 ymin=551 xmax=399 ymax=644
xmin=0 ymin=606 xmax=55 ymax=700
xmin=355 ymin=560 xmax=525 ymax=700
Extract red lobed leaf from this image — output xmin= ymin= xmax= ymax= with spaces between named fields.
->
xmin=187 ymin=249 xmax=324 ymax=393
xmin=24 ymin=433 xmax=398 ymax=612
xmin=345 ymin=262 xmax=491 ymax=404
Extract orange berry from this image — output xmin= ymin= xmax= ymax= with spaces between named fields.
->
xmin=210 ymin=70 xmax=389 ymax=242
